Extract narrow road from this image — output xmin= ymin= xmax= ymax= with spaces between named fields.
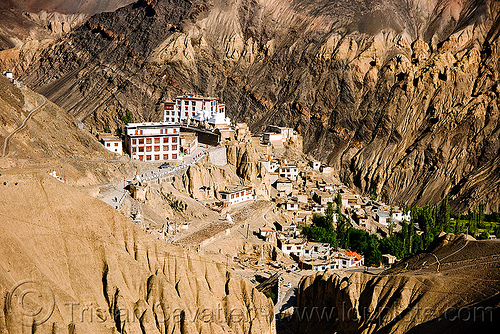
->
xmin=2 ymin=94 xmax=46 ymax=157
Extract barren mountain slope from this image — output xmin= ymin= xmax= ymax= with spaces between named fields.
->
xmin=295 ymin=234 xmax=500 ymax=334
xmin=0 ymin=75 xmax=131 ymax=186
xmin=19 ymin=0 xmax=500 ymax=212
xmin=0 ymin=170 xmax=275 ymax=333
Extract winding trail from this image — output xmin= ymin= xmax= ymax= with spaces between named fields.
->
xmin=2 ymin=94 xmax=46 ymax=157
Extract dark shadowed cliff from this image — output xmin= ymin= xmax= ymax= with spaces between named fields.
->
xmin=16 ymin=0 xmax=500 ymax=212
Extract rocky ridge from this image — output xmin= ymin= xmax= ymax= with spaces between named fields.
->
xmin=294 ymin=233 xmax=500 ymax=334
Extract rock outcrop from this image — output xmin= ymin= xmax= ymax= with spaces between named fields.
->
xmin=294 ymin=234 xmax=500 ymax=334
xmin=14 ymin=0 xmax=500 ymax=212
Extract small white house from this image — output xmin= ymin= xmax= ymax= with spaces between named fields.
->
xmin=3 ymin=71 xmax=13 ymax=80
xmin=220 ymin=186 xmax=254 ymax=205
xmin=276 ymin=178 xmax=293 ymax=194
xmin=279 ymin=165 xmax=298 ymax=181
xmin=279 ymin=238 xmax=306 ymax=257
xmin=377 ymin=212 xmax=390 ymax=226
xmin=102 ymin=136 xmax=123 ymax=155
xmin=285 ymin=200 xmax=299 ymax=211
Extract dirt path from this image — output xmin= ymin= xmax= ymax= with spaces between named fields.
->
xmin=2 ymin=94 xmax=46 ymax=157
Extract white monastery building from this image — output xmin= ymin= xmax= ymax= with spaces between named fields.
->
xmin=124 ymin=123 xmax=180 ymax=161
xmin=163 ymin=95 xmax=231 ymax=128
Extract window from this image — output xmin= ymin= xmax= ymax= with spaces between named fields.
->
xmin=146 ymin=138 xmax=152 ymax=144
xmin=231 ymin=194 xmax=234 ymax=199
xmin=185 ymin=112 xmax=188 ymax=116
xmin=165 ymin=111 xmax=169 ymax=116
xmin=135 ymin=130 xmax=138 ymax=135
xmin=133 ymin=147 xmax=137 ymax=153
xmin=154 ymin=155 xmax=160 ymax=160
xmin=106 ymin=143 xmax=110 ymax=147
xmin=139 ymin=147 xmax=144 ymax=152
xmin=146 ymin=146 xmax=152 ymax=152
xmin=192 ymin=112 xmax=196 ymax=116
xmin=286 ymin=246 xmax=292 ymax=251
xmin=185 ymin=106 xmax=188 ymax=110
xmin=154 ymin=138 xmax=160 ymax=144
xmin=172 ymin=154 xmax=177 ymax=159
xmin=132 ymin=139 xmax=137 ymax=145
xmin=146 ymin=155 xmax=151 ymax=161
xmin=139 ymin=139 xmax=144 ymax=145
xmin=172 ymin=137 xmax=178 ymax=143
xmin=191 ymin=101 xmax=195 ymax=105
xmin=139 ymin=155 xmax=143 ymax=161
xmin=163 ymin=145 xmax=169 ymax=151
xmin=139 ymin=130 xmax=143 ymax=135
xmin=163 ymin=154 xmax=169 ymax=160
xmin=192 ymin=106 xmax=195 ymax=111
xmin=154 ymin=146 xmax=160 ymax=152
xmin=221 ymin=194 xmax=226 ymax=199
xmin=172 ymin=145 xmax=177 ymax=151
xmin=114 ymin=143 xmax=118 ymax=146
xmin=163 ymin=137 xmax=169 ymax=143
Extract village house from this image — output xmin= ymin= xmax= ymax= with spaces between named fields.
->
xmin=312 ymin=205 xmax=326 ymax=215
xmin=261 ymin=160 xmax=280 ymax=173
xmin=377 ymin=212 xmax=390 ymax=226
xmin=278 ymin=238 xmax=306 ymax=257
xmin=101 ymin=135 xmax=123 ymax=155
xmin=258 ymin=227 xmax=277 ymax=242
xmin=296 ymin=193 xmax=308 ymax=204
xmin=124 ymin=123 xmax=180 ymax=161
xmin=278 ymin=165 xmax=298 ymax=181
xmin=313 ymin=190 xmax=334 ymax=206
xmin=311 ymin=160 xmax=321 ymax=171
xmin=303 ymin=242 xmax=331 ymax=259
xmin=179 ymin=132 xmax=198 ymax=155
xmin=382 ymin=254 xmax=397 ymax=266
xmin=275 ymin=178 xmax=293 ymax=195
xmin=285 ymin=199 xmax=299 ymax=211
xmin=3 ymin=71 xmax=13 ymax=80
xmin=261 ymin=125 xmax=294 ymax=144
xmin=219 ymin=186 xmax=255 ymax=205
xmin=275 ymin=221 xmax=297 ymax=235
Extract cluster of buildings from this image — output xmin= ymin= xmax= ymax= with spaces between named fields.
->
xmin=98 ymin=94 xmax=230 ymax=161
xmin=258 ymin=222 xmax=364 ymax=271
xmin=251 ymin=150 xmax=412 ymax=270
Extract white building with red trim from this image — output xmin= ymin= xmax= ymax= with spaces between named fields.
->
xmin=102 ymin=136 xmax=123 ymax=155
xmin=124 ymin=123 xmax=180 ymax=161
xmin=163 ymin=95 xmax=230 ymax=128
xmin=219 ymin=186 xmax=255 ymax=205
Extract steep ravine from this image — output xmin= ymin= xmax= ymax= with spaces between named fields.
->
xmin=16 ymin=0 xmax=500 ymax=212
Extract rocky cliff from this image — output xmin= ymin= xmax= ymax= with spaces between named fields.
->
xmin=294 ymin=234 xmax=500 ymax=334
xmin=0 ymin=170 xmax=275 ymax=333
xmin=15 ymin=0 xmax=500 ymax=212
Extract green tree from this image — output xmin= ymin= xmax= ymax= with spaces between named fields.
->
xmin=366 ymin=235 xmax=381 ymax=266
xmin=122 ymin=109 xmax=133 ymax=124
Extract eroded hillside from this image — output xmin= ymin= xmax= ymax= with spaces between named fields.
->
xmin=0 ymin=170 xmax=275 ymax=333
xmin=15 ymin=0 xmax=500 ymax=212
xmin=294 ymin=234 xmax=500 ymax=334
